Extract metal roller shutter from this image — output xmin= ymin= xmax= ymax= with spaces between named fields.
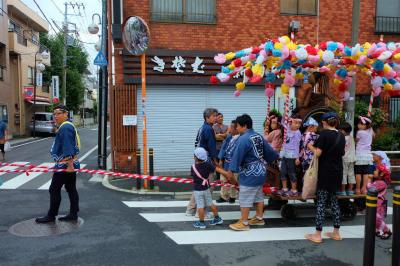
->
xmin=137 ymin=85 xmax=274 ymax=175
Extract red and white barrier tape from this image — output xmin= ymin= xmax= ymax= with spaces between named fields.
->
xmin=0 ymin=162 xmax=238 ymax=189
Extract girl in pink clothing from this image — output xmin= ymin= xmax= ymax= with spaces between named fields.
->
xmin=368 ymin=151 xmax=392 ymax=239
xmin=266 ymin=116 xmax=283 ymax=152
xmin=355 ymin=116 xmax=374 ymax=194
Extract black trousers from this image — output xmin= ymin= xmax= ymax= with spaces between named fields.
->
xmin=47 ymin=171 xmax=79 ymax=217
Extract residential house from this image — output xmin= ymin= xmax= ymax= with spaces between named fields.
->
xmin=7 ymin=0 xmax=50 ymax=136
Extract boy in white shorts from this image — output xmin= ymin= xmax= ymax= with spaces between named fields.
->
xmin=192 ymin=147 xmax=224 ymax=229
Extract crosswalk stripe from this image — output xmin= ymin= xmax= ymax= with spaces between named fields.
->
xmin=164 ymin=224 xmax=393 ymax=245
xmin=0 ymin=163 xmax=54 ymax=189
xmin=123 ymin=199 xmax=315 ymax=208
xmin=0 ymin=162 xmax=29 ymax=176
xmin=38 ymin=164 xmax=87 ymax=190
xmin=140 ymin=210 xmax=312 ymax=222
xmin=139 ymin=207 xmax=389 ymax=223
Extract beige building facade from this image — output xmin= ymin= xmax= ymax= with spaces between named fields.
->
xmin=0 ymin=0 xmax=11 ymax=137
xmin=5 ymin=0 xmax=50 ymax=137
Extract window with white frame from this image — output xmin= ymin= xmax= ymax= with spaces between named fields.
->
xmin=28 ymin=67 xmax=34 ymax=85
xmin=151 ymin=0 xmax=216 ymax=23
xmin=280 ymin=0 xmax=317 ymax=16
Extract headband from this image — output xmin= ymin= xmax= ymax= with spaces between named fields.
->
xmin=359 ymin=116 xmax=371 ymax=124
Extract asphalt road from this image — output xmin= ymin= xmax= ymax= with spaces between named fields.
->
xmin=0 ymin=127 xmax=394 ymax=266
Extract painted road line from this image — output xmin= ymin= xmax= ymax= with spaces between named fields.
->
xmin=79 ymin=136 xmax=110 ymax=162
xmin=164 ymin=224 xmax=393 ymax=245
xmin=140 ymin=210 xmax=297 ymax=222
xmin=38 ymin=164 xmax=86 ymax=190
xmin=11 ymin=137 xmax=51 ymax=148
xmin=124 ymin=200 xmax=268 ymax=208
xmin=0 ymin=163 xmax=54 ymax=189
xmin=122 ymin=199 xmax=314 ymax=208
xmin=79 ymin=145 xmax=98 ymax=162
xmin=88 ymin=173 xmax=103 ymax=182
xmin=0 ymin=162 xmax=29 ymax=176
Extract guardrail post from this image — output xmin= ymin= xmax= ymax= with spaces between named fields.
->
xmin=363 ymin=186 xmax=378 ymax=266
xmin=392 ymin=186 xmax=400 ymax=266
xmin=136 ymin=149 xmax=141 ymax=190
xmin=149 ymin=148 xmax=154 ymax=190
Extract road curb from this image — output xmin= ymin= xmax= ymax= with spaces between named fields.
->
xmin=100 ymin=154 xmax=222 ymax=199
xmin=101 ymin=175 xmax=195 ymax=198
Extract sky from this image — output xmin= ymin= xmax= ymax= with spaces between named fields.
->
xmin=21 ymin=0 xmax=102 ymax=77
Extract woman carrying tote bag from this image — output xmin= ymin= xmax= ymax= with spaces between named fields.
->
xmin=305 ymin=112 xmax=345 ymax=243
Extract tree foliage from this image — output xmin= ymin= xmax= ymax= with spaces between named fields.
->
xmin=40 ymin=33 xmax=89 ymax=111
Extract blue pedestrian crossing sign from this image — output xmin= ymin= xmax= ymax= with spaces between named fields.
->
xmin=94 ymin=50 xmax=108 ymax=66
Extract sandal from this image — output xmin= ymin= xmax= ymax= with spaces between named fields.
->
xmin=380 ymin=230 xmax=392 ymax=240
xmin=324 ymin=232 xmax=342 ymax=241
xmin=305 ymin=233 xmax=323 ymax=244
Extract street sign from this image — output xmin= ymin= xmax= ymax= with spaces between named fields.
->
xmin=94 ymin=51 xmax=108 ymax=66
xmin=36 ymin=73 xmax=43 ymax=87
xmin=51 ymin=76 xmax=59 ymax=102
xmin=122 ymin=115 xmax=137 ymax=126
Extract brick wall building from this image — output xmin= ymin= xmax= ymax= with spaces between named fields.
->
xmin=110 ymin=0 xmax=400 ymax=175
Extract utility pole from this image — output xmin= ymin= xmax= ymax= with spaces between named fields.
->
xmin=62 ymin=2 xmax=67 ymax=105
xmin=62 ymin=2 xmax=85 ymax=106
xmin=346 ymin=0 xmax=360 ymax=130
xmin=100 ymin=0 xmax=108 ymax=169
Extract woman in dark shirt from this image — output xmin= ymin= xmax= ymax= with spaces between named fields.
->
xmin=305 ymin=112 xmax=345 ymax=243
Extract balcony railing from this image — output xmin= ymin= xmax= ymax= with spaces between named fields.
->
xmin=375 ymin=16 xmax=400 ymax=34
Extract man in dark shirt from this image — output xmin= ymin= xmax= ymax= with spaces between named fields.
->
xmin=36 ymin=105 xmax=81 ymax=223
xmin=186 ymin=108 xmax=218 ymax=216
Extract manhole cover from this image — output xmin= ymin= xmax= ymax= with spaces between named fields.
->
xmin=8 ymin=217 xmax=84 ymax=237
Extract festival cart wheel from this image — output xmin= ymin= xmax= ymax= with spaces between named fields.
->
xmin=281 ymin=204 xmax=297 ymax=220
xmin=354 ymin=197 xmax=366 ymax=212
xmin=339 ymin=199 xmax=357 ymax=220
xmin=267 ymin=197 xmax=288 ymax=210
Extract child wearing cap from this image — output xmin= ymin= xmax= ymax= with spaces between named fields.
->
xmin=338 ymin=122 xmax=356 ymax=196
xmin=192 ymin=147 xmax=224 ymax=229
xmin=355 ymin=116 xmax=374 ymax=194
xmin=300 ymin=117 xmax=319 ymax=173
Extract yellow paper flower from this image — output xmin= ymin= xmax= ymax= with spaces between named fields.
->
xmin=384 ymin=83 xmax=393 ymax=90
xmin=236 ymin=82 xmax=246 ymax=90
xmin=274 ymin=42 xmax=283 ymax=50
xmin=225 ymin=52 xmax=236 ymax=60
xmin=281 ymin=84 xmax=290 ymax=94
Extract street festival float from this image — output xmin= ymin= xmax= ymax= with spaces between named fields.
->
xmin=210 ymin=36 xmax=400 ymax=219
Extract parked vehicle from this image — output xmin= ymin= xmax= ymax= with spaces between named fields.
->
xmin=29 ymin=112 xmax=56 ymax=136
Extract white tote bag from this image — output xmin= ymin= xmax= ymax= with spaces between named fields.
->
xmin=4 ymin=141 xmax=11 ymax=152
xmin=302 ymin=155 xmax=318 ymax=199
